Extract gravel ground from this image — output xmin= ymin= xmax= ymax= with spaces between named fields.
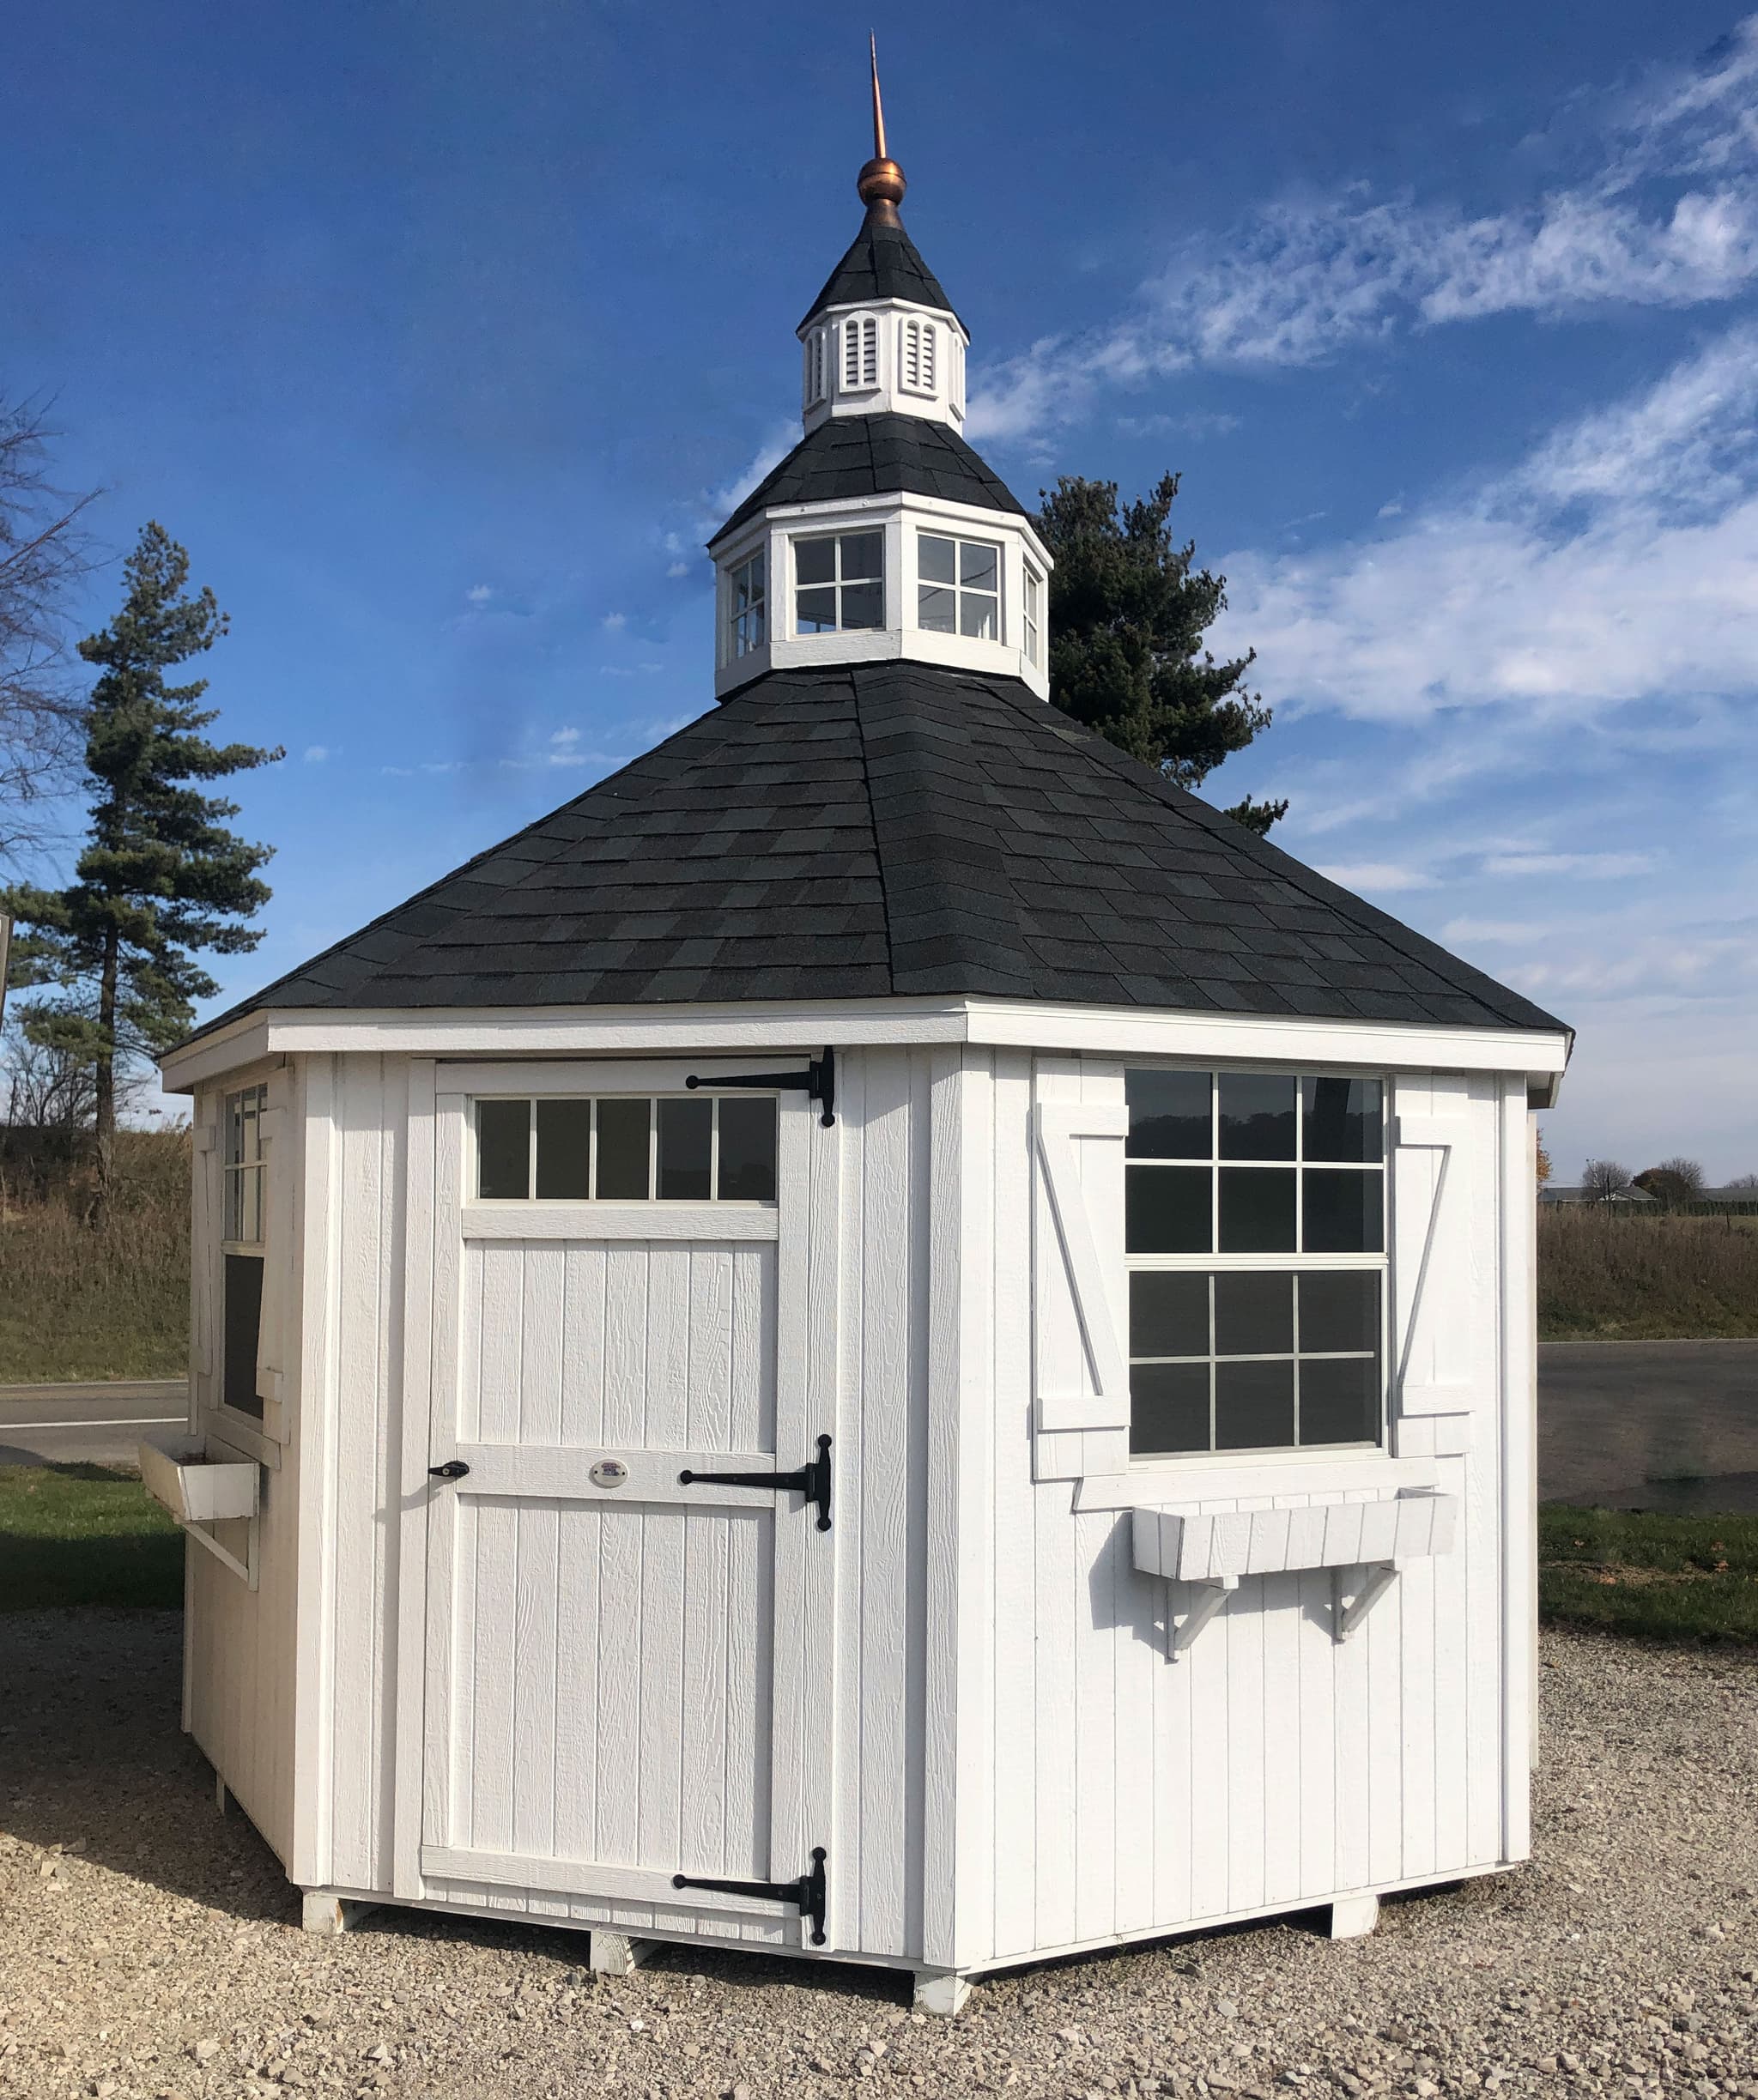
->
xmin=1 ymin=1613 xmax=1754 ymax=2100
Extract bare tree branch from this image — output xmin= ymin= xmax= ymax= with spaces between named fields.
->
xmin=0 ymin=394 xmax=104 ymax=865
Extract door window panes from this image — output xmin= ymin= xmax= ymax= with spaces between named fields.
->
xmin=477 ymin=1093 xmax=779 ymax=1204
xmin=477 ymin=1098 xmax=532 ymax=1200
xmin=918 ymin=533 xmax=1000 ymax=640
xmin=796 ymin=531 xmax=882 ymax=632
xmin=534 ymin=1099 xmax=591 ymax=1201
xmin=657 ymin=1097 xmax=712 ymax=1201
xmin=1125 ymin=1068 xmax=1386 ymax=1455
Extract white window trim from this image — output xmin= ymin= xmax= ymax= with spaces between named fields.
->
xmin=839 ymin=312 xmax=880 ymax=394
xmin=1122 ymin=1065 xmax=1391 ymax=1464
xmin=790 ymin=526 xmax=886 ymax=638
xmin=916 ymin=529 xmax=1004 ymax=645
xmin=898 ymin=314 xmax=937 ymax=396
xmin=727 ymin=550 xmax=766 ymax=660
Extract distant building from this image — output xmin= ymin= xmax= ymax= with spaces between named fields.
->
xmin=1540 ymin=1183 xmax=1658 ymax=1207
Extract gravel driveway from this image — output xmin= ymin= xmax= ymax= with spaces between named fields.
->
xmin=1 ymin=1613 xmax=1754 ymax=2100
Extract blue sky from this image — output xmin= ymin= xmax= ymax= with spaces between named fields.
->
xmin=5 ymin=1 xmax=1755 ymax=1177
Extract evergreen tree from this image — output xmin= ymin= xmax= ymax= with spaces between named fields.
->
xmin=4 ymin=523 xmax=282 ymax=1204
xmin=1036 ymin=472 xmax=1287 ymax=835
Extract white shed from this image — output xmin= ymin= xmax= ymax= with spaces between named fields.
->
xmin=154 ymin=127 xmax=1570 ymax=2017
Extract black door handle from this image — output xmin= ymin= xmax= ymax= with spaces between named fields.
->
xmin=428 ymin=1460 xmax=470 ymax=1480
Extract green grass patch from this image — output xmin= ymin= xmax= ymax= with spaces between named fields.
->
xmin=1539 ymin=1504 xmax=1758 ymax=1644
xmin=1538 ymin=1206 xmax=1758 ymax=1340
xmin=0 ymin=1463 xmax=184 ymax=1609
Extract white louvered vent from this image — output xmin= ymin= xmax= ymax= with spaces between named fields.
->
xmin=900 ymin=317 xmax=937 ymax=395
xmin=842 ymin=315 xmax=878 ymax=390
xmin=803 ymin=329 xmax=827 ymax=409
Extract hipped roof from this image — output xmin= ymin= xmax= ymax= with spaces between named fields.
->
xmin=191 ymin=663 xmax=1567 ymax=1041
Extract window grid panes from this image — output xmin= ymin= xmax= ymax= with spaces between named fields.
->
xmin=918 ymin=533 xmax=1000 ymax=641
xmin=729 ymin=552 xmax=765 ymax=657
xmin=476 ymin=1095 xmax=779 ymax=1204
xmin=795 ymin=531 xmax=883 ymax=633
xmin=1125 ymin=1069 xmax=1385 ymax=1456
xmin=222 ymin=1084 xmax=267 ymax=1246
xmin=1024 ymin=567 xmax=1042 ymax=665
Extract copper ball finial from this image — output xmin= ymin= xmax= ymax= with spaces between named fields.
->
xmin=858 ymin=155 xmax=906 ymax=209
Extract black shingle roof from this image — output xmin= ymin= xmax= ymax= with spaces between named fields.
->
xmin=712 ymin=415 xmax=1026 ymax=546
xmin=195 ymin=663 xmax=1567 ymax=1041
xmin=799 ymin=208 xmax=957 ymax=330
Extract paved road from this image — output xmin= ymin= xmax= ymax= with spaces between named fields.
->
xmin=0 ymin=1381 xmax=188 ymax=1468
xmin=1538 ymin=1339 xmax=1758 ymax=1512
xmin=2 ymin=1347 xmax=1755 ymax=1511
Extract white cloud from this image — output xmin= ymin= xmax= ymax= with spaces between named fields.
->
xmin=968 ymin=20 xmax=1758 ymax=437
xmin=1481 ymin=851 xmax=1659 ymax=879
xmin=667 ymin=561 xmax=691 ymax=578
xmin=1312 ymin=861 xmax=1437 ymax=893
xmin=1441 ymin=917 xmax=1552 ymax=945
xmin=465 ymin=584 xmax=495 ymax=605
xmin=549 ymin=726 xmax=580 ymax=746
xmin=303 ymin=744 xmax=329 ymax=763
xmin=602 ymin=611 xmax=627 ymax=631
xmin=1214 ymin=325 xmax=1758 ymax=729
xmin=695 ymin=422 xmax=797 ymax=538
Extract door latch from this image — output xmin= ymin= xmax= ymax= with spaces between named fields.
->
xmin=427 ymin=1460 xmax=470 ymax=1480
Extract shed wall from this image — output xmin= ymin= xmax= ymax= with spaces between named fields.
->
xmin=939 ymin=1054 xmax=1528 ymax=1970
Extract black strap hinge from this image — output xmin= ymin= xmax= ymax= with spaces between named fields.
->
xmin=685 ymin=1045 xmax=835 ymax=1127
xmin=672 ymin=1846 xmax=827 ymax=1946
xmin=678 ymin=1433 xmax=831 ymax=1532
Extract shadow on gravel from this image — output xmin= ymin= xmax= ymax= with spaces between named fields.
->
xmin=0 ymin=1607 xmax=913 ymax=2004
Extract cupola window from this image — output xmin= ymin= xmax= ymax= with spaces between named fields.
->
xmin=1024 ymin=566 xmax=1043 ymax=666
xmin=918 ymin=533 xmax=999 ymax=641
xmin=728 ymin=551 xmax=766 ymax=658
xmin=795 ymin=531 xmax=883 ymax=632
xmin=841 ymin=315 xmax=879 ymax=391
xmin=900 ymin=316 xmax=937 ymax=395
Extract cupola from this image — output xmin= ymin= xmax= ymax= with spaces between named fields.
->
xmin=707 ymin=42 xmax=1053 ymax=703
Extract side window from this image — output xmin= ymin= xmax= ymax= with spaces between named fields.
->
xmin=918 ymin=533 xmax=1000 ymax=641
xmin=794 ymin=531 xmax=883 ymax=632
xmin=728 ymin=551 xmax=766 ymax=657
xmin=1125 ymin=1070 xmax=1386 ymax=1456
xmin=1023 ymin=566 xmax=1043 ymax=666
xmin=221 ymin=1084 xmax=268 ymax=1420
xmin=476 ymin=1094 xmax=779 ymax=1204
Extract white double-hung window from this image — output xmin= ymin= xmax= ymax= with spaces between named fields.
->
xmin=221 ymin=1083 xmax=268 ymax=1421
xmin=1125 ymin=1070 xmax=1386 ymax=1457
xmin=1024 ymin=566 xmax=1043 ymax=666
xmin=794 ymin=531 xmax=882 ymax=632
xmin=918 ymin=533 xmax=999 ymax=640
xmin=728 ymin=551 xmax=765 ymax=658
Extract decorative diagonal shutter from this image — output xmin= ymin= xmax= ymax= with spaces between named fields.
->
xmin=1032 ymin=1098 xmax=1128 ymax=1437
xmin=1391 ymin=1085 xmax=1479 ymax=1422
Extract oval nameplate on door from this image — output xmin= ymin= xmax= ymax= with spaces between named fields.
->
xmin=589 ymin=1458 xmax=629 ymax=1490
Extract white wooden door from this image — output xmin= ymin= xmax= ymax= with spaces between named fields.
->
xmin=411 ymin=1067 xmax=834 ymax=1946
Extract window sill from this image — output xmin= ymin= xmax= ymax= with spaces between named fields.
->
xmin=1071 ymin=1450 xmax=1441 ymax=1512
xmin=200 ymin=1405 xmax=285 ymax=1469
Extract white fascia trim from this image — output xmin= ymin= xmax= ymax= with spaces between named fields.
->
xmin=161 ymin=994 xmax=1569 ymax=1082
xmin=708 ymin=488 xmax=1052 ymax=572
xmin=797 ymin=296 xmax=971 ymax=348
xmin=960 ymin=997 xmax=1571 ymax=1074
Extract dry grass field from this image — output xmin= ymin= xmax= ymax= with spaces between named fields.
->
xmin=0 ymin=1128 xmax=191 ymax=1382
xmin=1537 ymin=1204 xmax=1758 ymax=1340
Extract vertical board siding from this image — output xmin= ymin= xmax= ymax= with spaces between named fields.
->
xmin=185 ymin=1065 xmax=305 ymax=1870
xmin=979 ymin=1059 xmax=1516 ymax=1969
xmin=325 ymin=1056 xmax=409 ymax=1892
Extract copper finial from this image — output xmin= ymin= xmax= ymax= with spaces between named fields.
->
xmin=857 ymin=33 xmax=906 ymax=223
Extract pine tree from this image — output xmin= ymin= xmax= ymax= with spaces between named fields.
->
xmin=1036 ymin=472 xmax=1287 ymax=835
xmin=4 ymin=523 xmax=282 ymax=1207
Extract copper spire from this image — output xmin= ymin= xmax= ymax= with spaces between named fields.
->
xmin=857 ymin=33 xmax=906 ymax=224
